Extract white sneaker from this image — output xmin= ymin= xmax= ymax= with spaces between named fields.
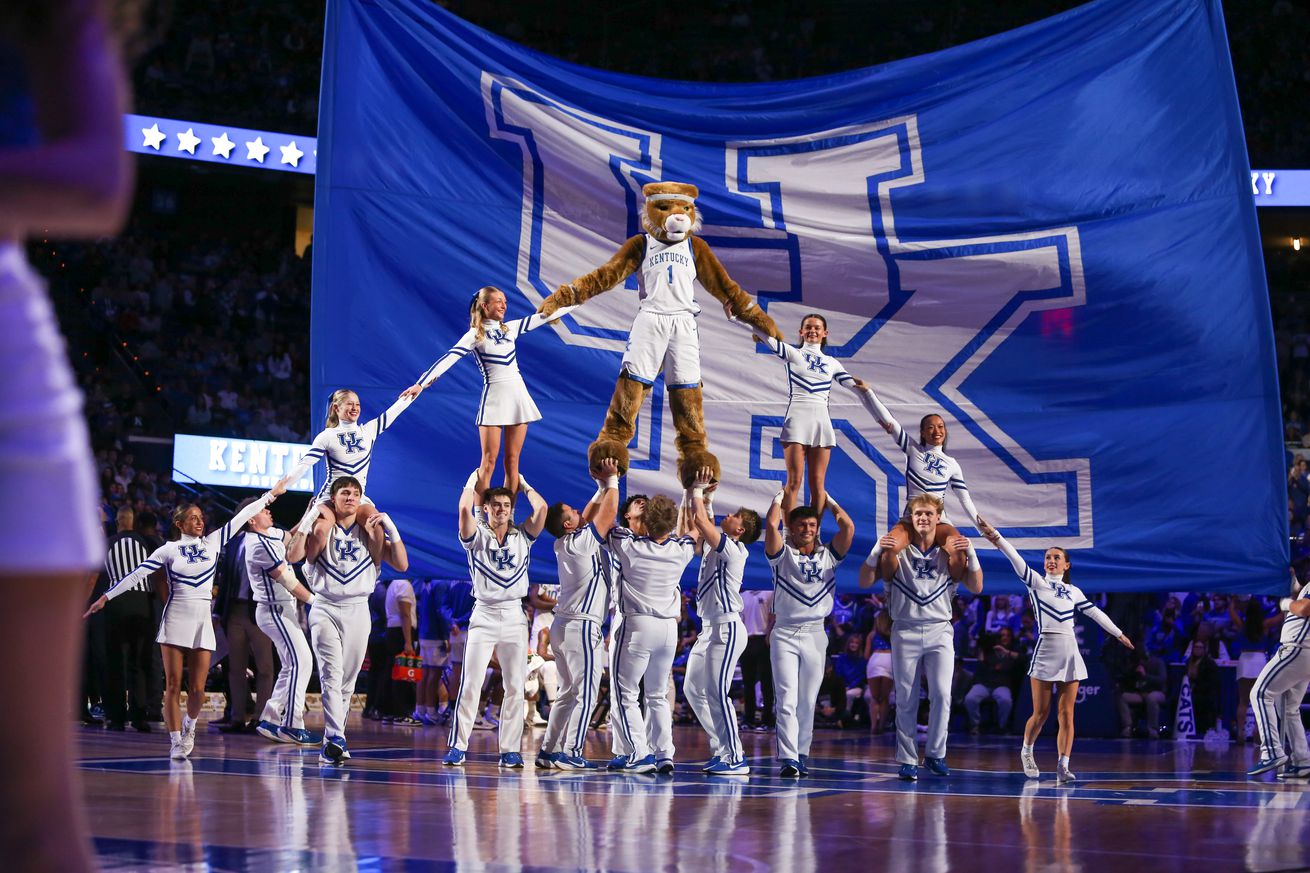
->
xmin=1020 ymin=747 xmax=1040 ymax=779
xmin=169 ymin=738 xmax=187 ymax=761
xmin=1056 ymin=764 xmax=1076 ymax=783
xmin=180 ymin=717 xmax=197 ymax=757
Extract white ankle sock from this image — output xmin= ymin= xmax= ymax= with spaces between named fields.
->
xmin=1058 ymin=755 xmax=1070 ymax=769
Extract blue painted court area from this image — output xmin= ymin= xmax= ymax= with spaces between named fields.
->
xmin=77 ymin=728 xmax=1310 ymax=872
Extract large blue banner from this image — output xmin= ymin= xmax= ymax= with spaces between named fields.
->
xmin=313 ymin=0 xmax=1283 ymax=593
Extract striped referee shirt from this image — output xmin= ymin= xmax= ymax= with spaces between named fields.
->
xmin=104 ymin=532 xmax=155 ymax=595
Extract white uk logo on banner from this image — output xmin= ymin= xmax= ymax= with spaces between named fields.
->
xmin=483 ymin=73 xmax=1092 ymax=548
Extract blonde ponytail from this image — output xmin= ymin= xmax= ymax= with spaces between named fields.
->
xmin=325 ymin=388 xmax=357 ymax=428
xmin=469 ymin=286 xmax=506 ymax=345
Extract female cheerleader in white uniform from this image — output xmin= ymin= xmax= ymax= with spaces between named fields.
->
xmin=86 ymin=495 xmax=275 ymax=760
xmin=735 ymin=314 xmax=866 ymax=518
xmin=272 ymin=387 xmax=413 ymax=536
xmin=979 ymin=519 xmax=1132 ymax=782
xmin=857 ymin=385 xmax=982 ymax=565
xmin=401 ymin=286 xmax=575 ymax=498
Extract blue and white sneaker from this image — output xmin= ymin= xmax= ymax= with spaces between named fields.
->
xmin=779 ymin=759 xmax=801 ymax=778
xmin=535 ymin=751 xmax=559 ymax=769
xmin=656 ymin=758 xmax=675 ymax=775
xmin=279 ymin=727 xmax=321 ymax=746
xmin=798 ymin=754 xmax=811 ymax=777
xmin=606 ymin=754 xmax=629 ymax=772
xmin=442 ymin=748 xmax=466 ymax=767
xmin=1248 ymin=754 xmax=1289 ymax=776
xmin=256 ymin=721 xmax=290 ymax=743
xmin=924 ymin=757 xmax=951 ymax=777
xmin=499 ymin=752 xmax=525 ymax=769
xmin=555 ymin=754 xmax=596 ymax=770
xmin=898 ymin=763 xmax=919 ymax=782
xmin=322 ymin=736 xmax=347 ymax=765
xmin=706 ymin=758 xmax=750 ymax=776
xmin=1278 ymin=763 xmax=1310 ymax=781
xmin=701 ymin=755 xmax=723 ymax=773
xmin=624 ymin=754 xmax=658 ymax=774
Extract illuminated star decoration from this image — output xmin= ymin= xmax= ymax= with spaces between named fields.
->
xmin=211 ymin=132 xmax=235 ymax=159
xmin=279 ymin=140 xmax=305 ymax=168
xmin=176 ymin=127 xmax=201 ymax=154
xmin=245 ymin=136 xmax=270 ymax=163
xmin=141 ymin=123 xmax=166 ymax=150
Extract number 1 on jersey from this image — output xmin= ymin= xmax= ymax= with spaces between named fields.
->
xmin=667 ymin=264 xmax=673 ymax=284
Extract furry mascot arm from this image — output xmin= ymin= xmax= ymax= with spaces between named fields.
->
xmin=537 ymin=235 xmax=646 ymax=318
xmin=690 ymin=236 xmax=782 ymax=340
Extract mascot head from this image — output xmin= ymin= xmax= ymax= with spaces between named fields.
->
xmin=642 ymin=182 xmax=702 ymax=242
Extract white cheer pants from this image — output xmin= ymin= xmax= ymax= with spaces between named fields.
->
xmin=541 ymin=616 xmax=605 ymax=757
xmin=770 ymin=621 xmax=828 ymax=762
xmin=308 ymin=599 xmax=370 ymax=742
xmin=614 ymin=613 xmax=677 ymax=761
xmin=449 ymin=601 xmax=528 ymax=754
xmin=685 ymin=615 xmax=748 ymax=764
xmin=257 ymin=601 xmax=313 ymax=729
xmin=892 ymin=620 xmax=954 ymax=765
xmin=1252 ymin=644 xmax=1310 ymax=763
xmin=609 ymin=613 xmax=629 ymax=757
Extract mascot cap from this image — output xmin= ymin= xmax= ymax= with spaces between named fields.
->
xmin=643 ymin=181 xmax=698 ymax=204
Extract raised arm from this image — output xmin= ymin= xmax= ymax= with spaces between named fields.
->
xmin=271 ymin=432 xmax=327 ymax=499
xmin=401 ymin=328 xmax=477 ymax=401
xmin=764 ymin=490 xmax=785 ymax=557
xmin=537 ymin=236 xmax=645 ymax=318
xmin=206 ymin=492 xmax=275 ymax=551
xmin=458 ymin=468 xmax=480 ymax=541
xmin=855 ymin=384 xmax=906 ymax=448
xmin=509 ymin=305 xmax=579 ymax=337
xmin=946 ymin=534 xmax=984 ymax=594
xmin=977 ymin=517 xmax=1039 ymax=588
xmin=284 ymin=529 xmax=308 ymax=565
xmin=830 ymin=361 xmax=864 ymax=392
xmin=826 ymin=494 xmax=855 ymax=560
xmin=368 ymin=393 xmax=416 ymax=439
xmin=581 ymin=458 xmax=621 ymax=536
xmin=690 ymin=467 xmax=721 ymax=551
xmin=519 ymin=475 xmax=549 ymax=539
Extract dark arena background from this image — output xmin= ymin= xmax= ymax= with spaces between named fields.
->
xmin=19 ymin=0 xmax=1310 ymax=870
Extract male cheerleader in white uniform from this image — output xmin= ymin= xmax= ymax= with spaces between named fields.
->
xmin=237 ymin=497 xmax=319 ymax=746
xmin=1249 ymin=580 xmax=1310 ymax=778
xmin=604 ymin=492 xmax=647 ymax=769
xmin=682 ymin=468 xmax=762 ymax=775
xmin=538 ymin=459 xmax=621 ymax=769
xmin=862 ymin=494 xmax=982 ymax=781
xmin=444 ymin=472 xmax=548 ymax=767
xmin=87 ymin=494 xmax=275 ymax=760
xmin=608 ymin=494 xmax=696 ymax=773
xmin=289 ymin=476 xmax=408 ymax=765
xmin=763 ymin=491 xmax=855 ymax=777
xmin=978 ymin=519 xmax=1130 ymax=782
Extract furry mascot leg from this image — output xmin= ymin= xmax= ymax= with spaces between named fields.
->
xmin=588 ymin=373 xmax=650 ymax=475
xmin=669 ymin=386 xmax=720 ymax=487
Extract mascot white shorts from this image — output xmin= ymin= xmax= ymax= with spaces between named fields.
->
xmin=622 ymin=310 xmax=701 ymax=388
xmin=156 ymin=598 xmax=217 ymax=651
xmin=0 ymin=243 xmax=103 ymax=572
xmin=476 ymin=374 xmax=541 ymax=427
xmin=1027 ymin=631 xmax=1087 ymax=683
xmin=781 ymin=403 xmax=836 ymax=448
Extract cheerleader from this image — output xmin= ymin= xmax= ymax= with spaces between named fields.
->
xmin=734 ymin=315 xmax=866 ymax=517
xmin=978 ymin=519 xmax=1132 ymax=782
xmin=271 ymin=387 xmax=413 ymax=536
xmin=856 ymin=385 xmax=981 ymax=563
xmin=1248 ymin=576 xmax=1310 ymax=777
xmin=683 ymin=467 xmax=762 ymax=775
xmin=287 ymin=476 xmax=408 ymax=765
xmin=401 ymin=286 xmax=575 ymax=498
xmin=85 ymin=494 xmax=275 ymax=760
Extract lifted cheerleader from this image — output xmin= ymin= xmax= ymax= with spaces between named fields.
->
xmin=978 ymin=518 xmax=1132 ymax=783
xmin=401 ymin=286 xmax=575 ymax=499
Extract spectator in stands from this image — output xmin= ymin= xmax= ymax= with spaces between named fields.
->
xmin=1115 ymin=639 xmax=1167 ymax=738
xmin=1229 ymin=596 xmax=1280 ymax=744
xmin=415 ymin=579 xmax=452 ymax=725
xmin=964 ymin=627 xmax=1021 ymax=734
xmin=984 ymin=594 xmax=1021 ymax=637
xmin=833 ymin=634 xmax=868 ymax=725
xmin=814 ymin=658 xmax=855 ymax=729
xmin=1015 ymin=611 xmax=1038 ymax=659
xmin=1147 ymin=607 xmax=1183 ymax=661
xmin=863 ymin=610 xmax=893 ymax=733
xmin=1185 ymin=639 xmax=1221 ymax=738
